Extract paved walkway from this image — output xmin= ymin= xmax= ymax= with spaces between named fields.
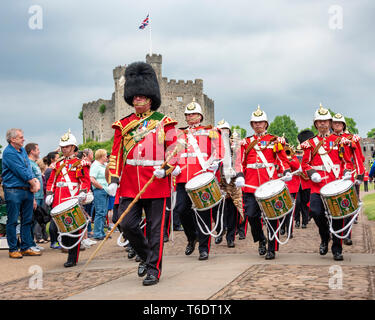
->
xmin=0 ymin=190 xmax=374 ymax=300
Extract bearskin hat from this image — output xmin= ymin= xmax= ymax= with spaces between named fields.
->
xmin=297 ymin=130 xmax=315 ymax=144
xmin=124 ymin=62 xmax=161 ymax=111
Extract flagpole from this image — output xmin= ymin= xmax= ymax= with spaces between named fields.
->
xmin=149 ymin=13 xmax=152 ymax=56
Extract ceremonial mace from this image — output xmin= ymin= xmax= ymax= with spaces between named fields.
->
xmin=77 ymin=139 xmax=187 ymax=278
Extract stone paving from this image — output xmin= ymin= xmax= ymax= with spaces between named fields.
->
xmin=0 ymin=191 xmax=374 ymax=300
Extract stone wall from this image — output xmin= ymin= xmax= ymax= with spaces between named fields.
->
xmin=82 ymin=98 xmax=115 ymax=143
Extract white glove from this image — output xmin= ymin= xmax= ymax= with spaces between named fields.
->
xmin=281 ymin=172 xmax=293 ymax=182
xmin=235 ymin=177 xmax=245 ymax=188
xmin=45 ymin=194 xmax=54 ymax=206
xmin=311 ymin=172 xmax=322 ymax=183
xmin=355 ymin=179 xmax=362 ymax=185
xmin=77 ymin=192 xmax=87 ymax=203
xmin=207 ymin=162 xmax=219 ymax=172
xmin=107 ymin=183 xmax=118 ymax=197
xmin=171 ymin=165 xmax=181 ymax=177
xmin=84 ymin=192 xmax=94 ymax=204
xmin=343 ymin=172 xmax=352 ymax=181
xmin=153 ymin=167 xmax=166 ymax=179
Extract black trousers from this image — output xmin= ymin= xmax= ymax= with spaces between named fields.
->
xmin=282 ymin=193 xmax=296 ymax=235
xmin=243 ymin=193 xmax=279 ymax=252
xmin=174 ymin=183 xmax=218 ymax=254
xmin=294 ymin=187 xmax=310 ymax=225
xmin=309 ymin=193 xmax=344 ymax=254
xmin=214 ymin=197 xmax=237 ymax=242
xmin=119 ymin=197 xmax=167 ymax=279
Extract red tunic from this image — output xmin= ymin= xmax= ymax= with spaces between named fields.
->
xmin=286 ymin=155 xmax=301 ymax=194
xmin=237 ymin=133 xmax=291 ymax=193
xmin=301 ymin=134 xmax=353 ymax=194
xmin=175 ymin=125 xmax=224 ymax=183
xmin=341 ymin=133 xmax=365 ymax=180
xmin=108 ymin=111 xmax=178 ymax=199
xmin=46 ymin=157 xmax=91 ymax=208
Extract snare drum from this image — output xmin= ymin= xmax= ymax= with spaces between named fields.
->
xmin=185 ymin=172 xmax=223 ymax=211
xmin=320 ymin=179 xmax=360 ymax=219
xmin=255 ymin=180 xmax=294 ymax=220
xmin=50 ymin=199 xmax=87 ymax=233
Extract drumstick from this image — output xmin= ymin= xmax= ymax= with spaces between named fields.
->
xmin=77 ymin=139 xmax=187 ymax=278
xmin=244 ymin=184 xmax=258 ymax=189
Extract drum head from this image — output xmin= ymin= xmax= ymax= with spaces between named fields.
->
xmin=255 ymin=180 xmax=285 ymax=200
xmin=50 ymin=198 xmax=79 ymax=215
xmin=320 ymin=180 xmax=353 ymax=197
xmin=185 ymin=172 xmax=215 ymax=190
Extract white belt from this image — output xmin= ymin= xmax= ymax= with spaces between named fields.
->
xmin=312 ymin=165 xmax=340 ymax=172
xmin=180 ymin=152 xmax=208 ymax=158
xmin=126 ymin=159 xmax=164 ymax=166
xmin=247 ymin=163 xmax=275 ymax=169
xmin=56 ymin=182 xmax=79 ymax=187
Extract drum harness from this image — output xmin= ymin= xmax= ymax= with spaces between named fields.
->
xmin=322 ymin=170 xmax=362 ymax=240
xmin=51 ymin=160 xmax=88 ymax=250
xmin=186 ymin=129 xmax=225 ymax=238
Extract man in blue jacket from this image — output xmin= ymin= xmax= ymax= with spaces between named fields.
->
xmin=1 ymin=128 xmax=41 ymax=258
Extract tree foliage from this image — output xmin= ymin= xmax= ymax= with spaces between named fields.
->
xmin=367 ymin=128 xmax=375 ymax=138
xmin=79 ymin=137 xmax=113 ymax=154
xmin=78 ymin=111 xmax=83 ymax=120
xmin=99 ymin=104 xmax=106 ymax=114
xmin=231 ymin=125 xmax=247 ymax=139
xmin=268 ymin=115 xmax=299 ymax=146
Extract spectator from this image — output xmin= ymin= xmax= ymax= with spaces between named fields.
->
xmin=35 ymin=158 xmax=49 ymax=242
xmin=1 ymin=128 xmax=41 ymax=258
xmin=25 ymin=143 xmax=46 ymax=248
xmin=42 ymin=151 xmax=61 ymax=249
xmin=81 ymin=148 xmax=94 ymax=237
xmin=90 ymin=149 xmax=109 ymax=240
xmin=83 ymin=148 xmax=94 ymax=163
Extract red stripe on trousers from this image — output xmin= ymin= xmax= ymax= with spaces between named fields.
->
xmin=156 ymin=198 xmax=167 ymax=279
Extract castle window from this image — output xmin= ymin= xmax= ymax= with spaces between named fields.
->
xmin=92 ymin=131 xmax=94 ymax=139
xmin=176 ymin=96 xmax=183 ymax=102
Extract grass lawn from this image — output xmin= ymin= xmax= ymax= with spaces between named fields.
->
xmin=363 ymin=192 xmax=375 ymax=221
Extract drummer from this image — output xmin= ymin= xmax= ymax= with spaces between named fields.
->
xmin=301 ymin=104 xmax=354 ymax=261
xmin=172 ymin=99 xmax=224 ymax=261
xmin=331 ymin=113 xmax=365 ymax=245
xmin=45 ymin=130 xmax=91 ymax=267
xmin=215 ymin=120 xmax=244 ymax=248
xmin=234 ymin=105 xmax=292 ymax=260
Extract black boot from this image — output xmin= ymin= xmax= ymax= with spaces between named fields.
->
xmin=319 ymin=241 xmax=329 ymax=255
xmin=215 ymin=236 xmax=223 ymax=244
xmin=265 ymin=251 xmax=275 ymax=260
xmin=138 ymin=261 xmax=148 ymax=277
xmin=185 ymin=239 xmax=197 ymax=256
xmin=333 ymin=252 xmax=344 ymax=261
xmin=64 ymin=261 xmax=76 ymax=268
xmin=198 ymin=251 xmax=209 ymax=260
xmin=258 ymin=239 xmax=267 ymax=256
xmin=143 ymin=274 xmax=159 ymax=286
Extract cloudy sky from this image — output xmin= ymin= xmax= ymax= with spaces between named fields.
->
xmin=1 ymin=0 xmax=374 ymax=156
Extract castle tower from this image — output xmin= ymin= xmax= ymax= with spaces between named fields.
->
xmin=146 ymin=54 xmax=162 ymax=80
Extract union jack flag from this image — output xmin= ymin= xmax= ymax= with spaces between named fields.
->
xmin=139 ymin=14 xmax=149 ymax=29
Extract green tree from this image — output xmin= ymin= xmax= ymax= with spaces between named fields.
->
xmin=231 ymin=125 xmax=247 ymax=139
xmin=99 ymin=104 xmax=106 ymax=114
xmin=367 ymin=128 xmax=375 ymax=138
xmin=78 ymin=110 xmax=83 ymax=120
xmin=79 ymin=137 xmax=114 ymax=154
xmin=268 ymin=115 xmax=299 ymax=146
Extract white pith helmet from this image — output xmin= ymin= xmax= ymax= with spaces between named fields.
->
xmin=217 ymin=119 xmax=230 ymax=130
xmin=59 ymin=129 xmax=78 ymax=147
xmin=250 ymin=105 xmax=268 ymax=128
xmin=313 ymin=103 xmax=332 ymax=125
xmin=332 ymin=112 xmax=347 ymax=131
xmin=184 ymin=98 xmax=203 ymax=120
